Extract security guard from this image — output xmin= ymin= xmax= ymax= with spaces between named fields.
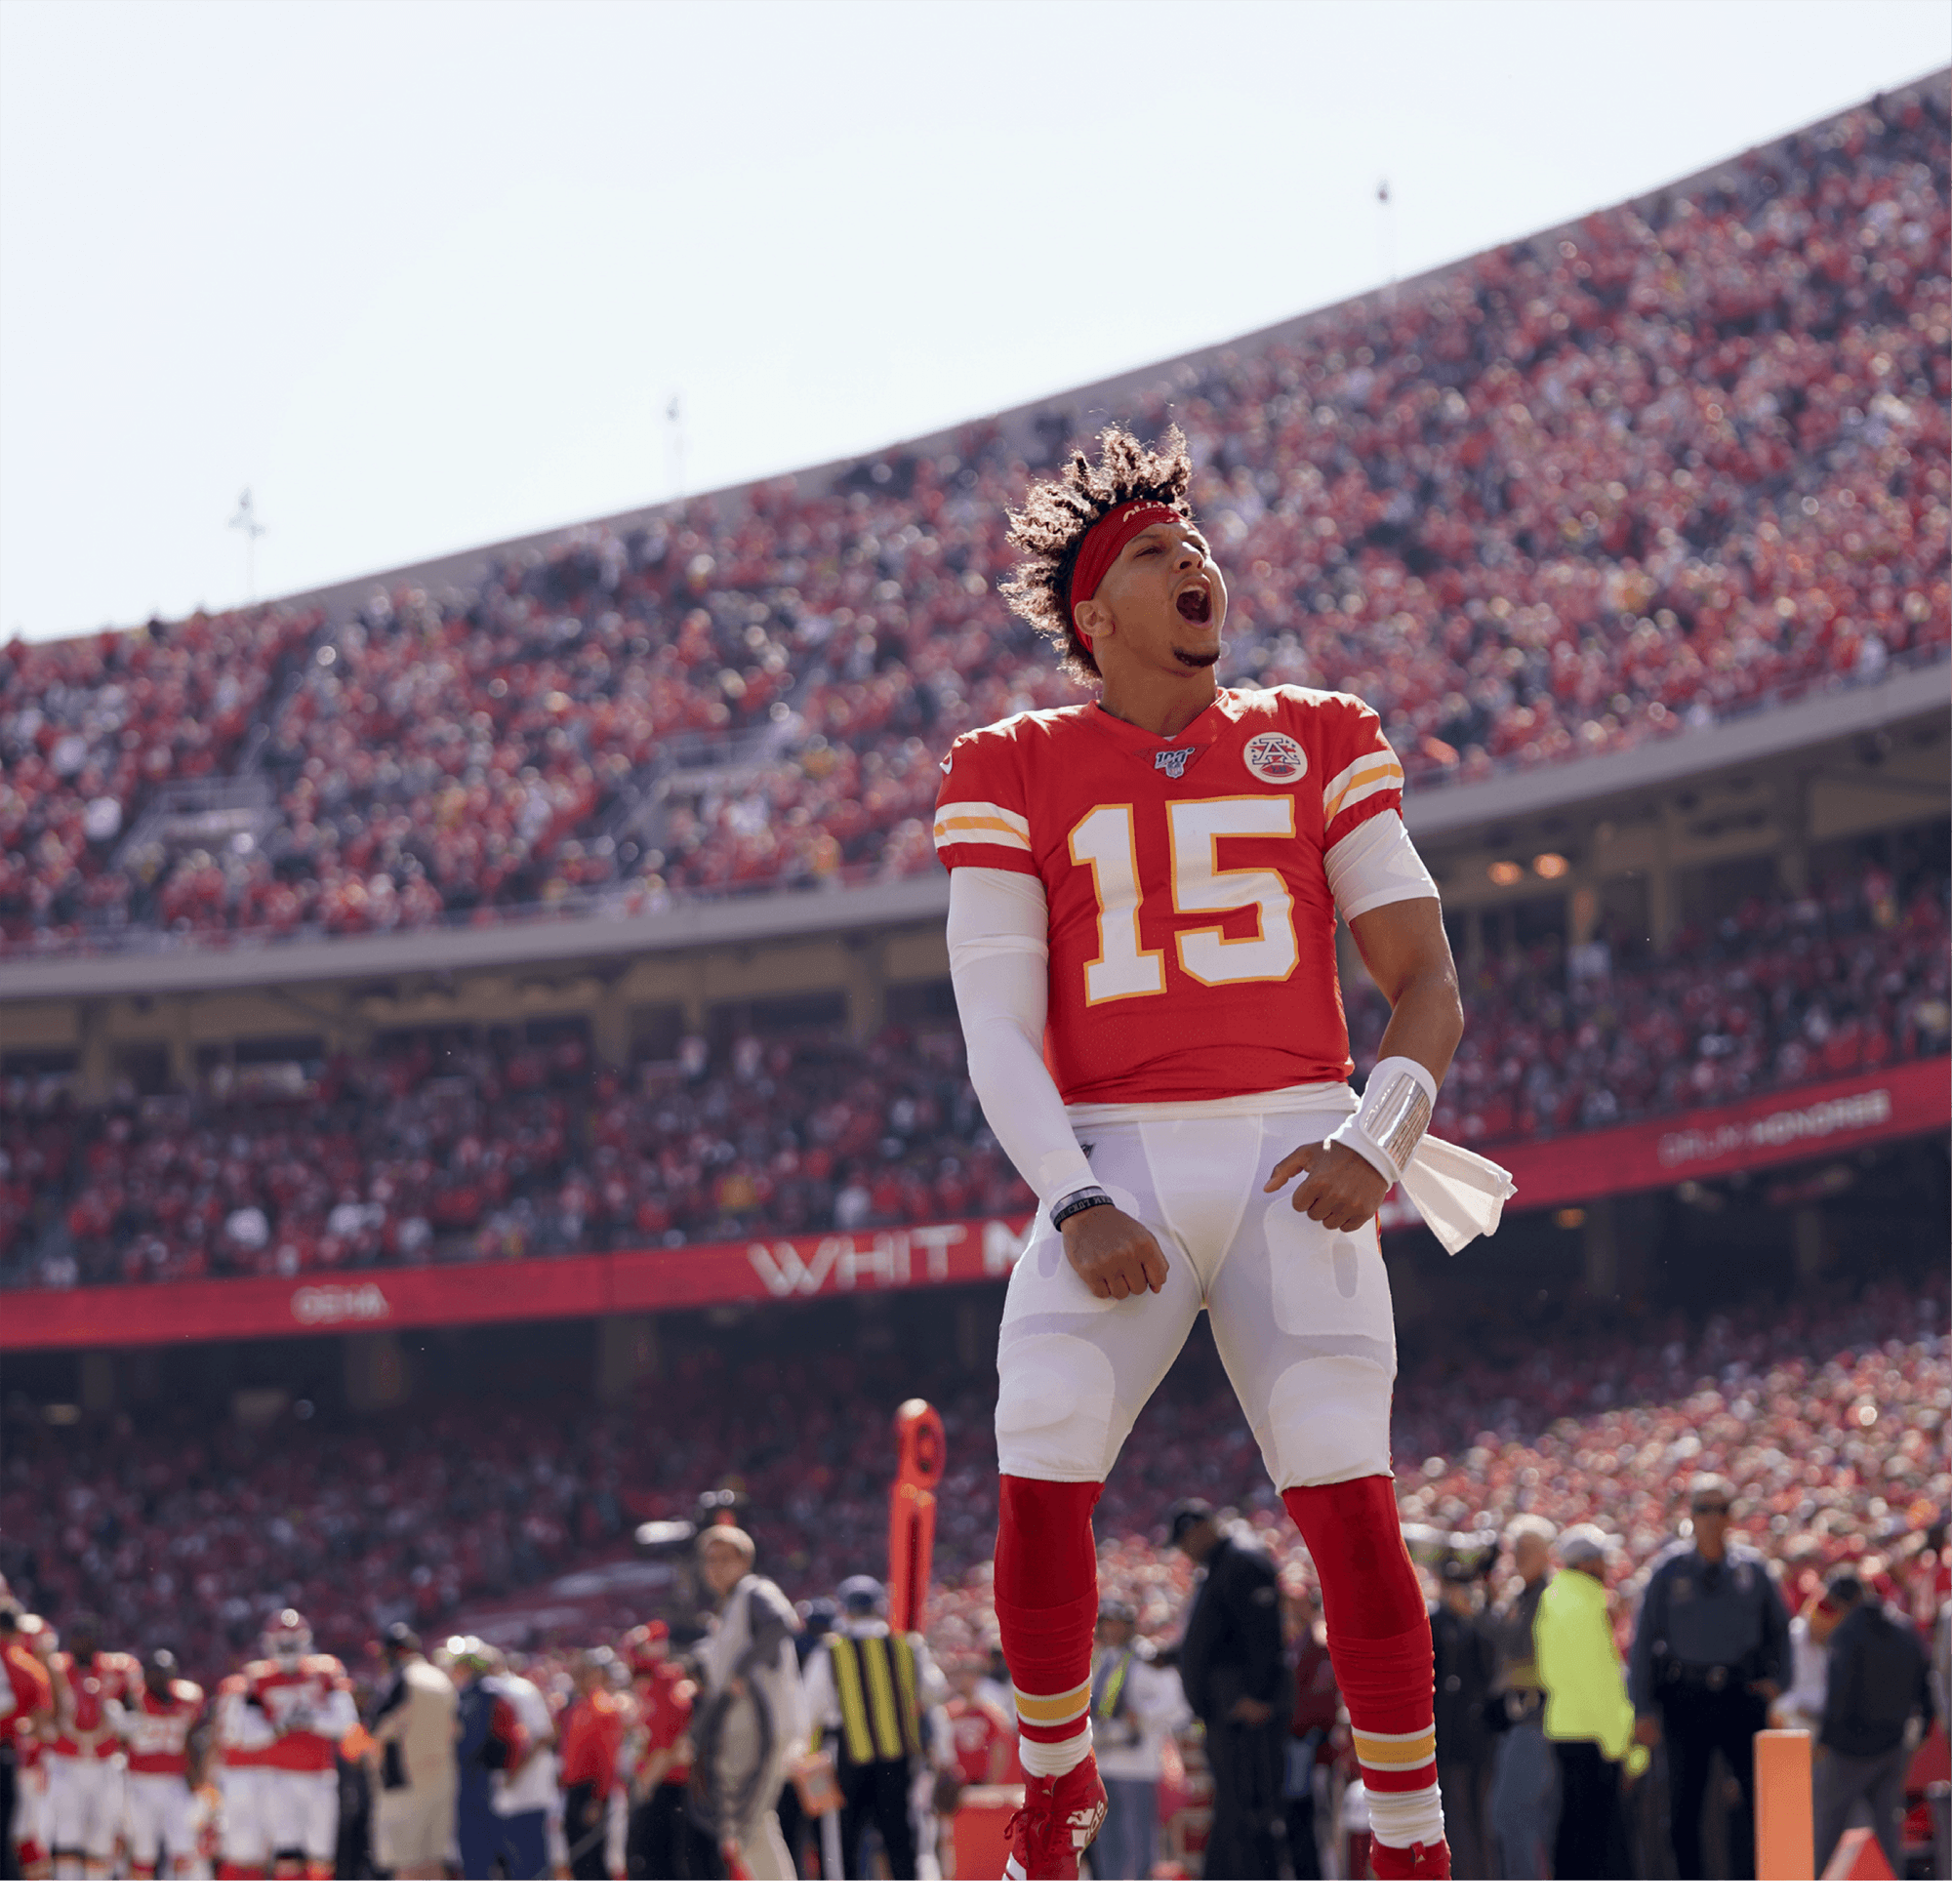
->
xmin=1627 ymin=1474 xmax=1791 ymax=1880
xmin=800 ymin=1577 xmax=946 ymax=1880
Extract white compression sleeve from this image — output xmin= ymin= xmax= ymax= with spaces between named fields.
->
xmin=946 ymin=866 xmax=1098 ymax=1208
xmin=1323 ymin=810 xmax=1441 ymax=922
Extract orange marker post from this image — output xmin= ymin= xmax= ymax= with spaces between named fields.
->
xmin=1755 ymin=1728 xmax=1814 ymax=1881
xmin=887 ymin=1398 xmax=946 ymax=1633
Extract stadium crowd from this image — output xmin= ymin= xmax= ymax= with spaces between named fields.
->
xmin=0 ymin=92 xmax=1944 ymax=950
xmin=3 ymin=843 xmax=1942 ymax=1290
xmin=1 ymin=1270 xmax=1944 ymax=1877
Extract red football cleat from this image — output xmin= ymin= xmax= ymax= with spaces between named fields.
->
xmin=1002 ymin=1753 xmax=1108 ymax=1881
xmin=1369 ymin=1837 xmax=1452 ymax=1880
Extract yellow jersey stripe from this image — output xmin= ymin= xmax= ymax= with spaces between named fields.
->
xmin=1321 ymin=748 xmax=1403 ymax=823
xmin=931 ymin=817 xmax=1033 ymax=848
xmin=934 ymin=799 xmax=1030 ymax=830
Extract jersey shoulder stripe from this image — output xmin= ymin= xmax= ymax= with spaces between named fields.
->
xmin=1322 ymin=748 xmax=1404 ymax=825
xmin=933 ymin=800 xmax=1031 ymax=854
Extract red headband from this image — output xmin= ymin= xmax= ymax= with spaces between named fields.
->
xmin=1067 ymin=502 xmax=1185 ymax=650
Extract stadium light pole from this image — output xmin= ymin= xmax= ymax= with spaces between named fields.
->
xmin=667 ymin=394 xmax=686 ymax=506
xmin=1376 ymin=179 xmax=1397 ymax=304
xmin=229 ymin=487 xmax=267 ymax=605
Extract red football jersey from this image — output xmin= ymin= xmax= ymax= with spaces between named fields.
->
xmin=52 ymin=1650 xmax=139 ymax=1760
xmin=945 ymin=1693 xmax=1012 ymax=1785
xmin=934 ymin=684 xmax=1405 ymax=1103
xmin=248 ymin=1657 xmax=351 ymax=1773
xmin=125 ymin=1680 xmax=206 ymax=1776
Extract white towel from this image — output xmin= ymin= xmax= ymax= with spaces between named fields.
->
xmin=1398 ymin=1134 xmax=1516 ymax=1256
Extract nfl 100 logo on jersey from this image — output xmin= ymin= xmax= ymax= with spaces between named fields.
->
xmin=1243 ymin=732 xmax=1307 ymax=784
xmin=1153 ymin=747 xmax=1198 ymax=780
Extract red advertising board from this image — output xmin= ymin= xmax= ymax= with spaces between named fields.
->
xmin=3 ymin=1058 xmax=1943 ymax=1353
xmin=0 ymin=1214 xmax=1041 ymax=1352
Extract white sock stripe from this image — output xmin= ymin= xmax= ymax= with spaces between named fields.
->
xmin=1352 ymin=1725 xmax=1436 ymax=1744
xmin=1365 ymin=1782 xmax=1445 ymax=1851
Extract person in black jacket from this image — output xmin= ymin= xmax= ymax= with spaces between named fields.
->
xmin=1430 ymin=1558 xmax=1496 ymax=1880
xmin=1812 ymin=1569 xmax=1934 ymax=1878
xmin=1169 ymin=1501 xmax=1292 ymax=1881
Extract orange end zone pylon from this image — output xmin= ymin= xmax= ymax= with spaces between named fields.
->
xmin=1755 ymin=1728 xmax=1814 ymax=1880
xmin=888 ymin=1398 xmax=946 ymax=1633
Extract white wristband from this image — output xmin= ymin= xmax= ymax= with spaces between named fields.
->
xmin=1326 ymin=1055 xmax=1439 ymax=1188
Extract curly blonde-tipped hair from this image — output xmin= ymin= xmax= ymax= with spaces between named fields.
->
xmin=1001 ymin=425 xmax=1196 ymax=684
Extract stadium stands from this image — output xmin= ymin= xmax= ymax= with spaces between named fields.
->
xmin=4 ymin=844 xmax=1941 ymax=1291
xmin=4 ymin=1270 xmax=1941 ymax=1693
xmin=1 ymin=90 xmax=1944 ymax=951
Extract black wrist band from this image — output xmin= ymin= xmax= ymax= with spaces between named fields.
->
xmin=1051 ymin=1190 xmax=1114 ymax=1230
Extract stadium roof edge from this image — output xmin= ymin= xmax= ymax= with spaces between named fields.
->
xmin=26 ymin=66 xmax=1950 ymax=647
xmin=3 ymin=658 xmax=1940 ymax=1001
xmin=1402 ymin=655 xmax=1950 ymax=843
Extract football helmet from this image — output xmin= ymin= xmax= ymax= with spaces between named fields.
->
xmin=263 ymin=1607 xmax=312 ymax=1664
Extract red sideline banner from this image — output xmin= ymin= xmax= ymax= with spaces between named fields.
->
xmin=1381 ymin=1054 xmax=1950 ymax=1230
xmin=0 ymin=1216 xmax=1040 ymax=1352
xmin=3 ymin=1058 xmax=1944 ymax=1353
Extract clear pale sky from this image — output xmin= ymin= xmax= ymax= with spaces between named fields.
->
xmin=2 ymin=0 xmax=1946 ymax=642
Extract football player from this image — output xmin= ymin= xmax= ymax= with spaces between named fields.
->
xmin=213 ymin=1656 xmax=279 ymax=1879
xmin=46 ymin=1613 xmax=137 ymax=1881
xmin=247 ymin=1609 xmax=356 ymax=1879
xmin=0 ymin=1605 xmax=55 ymax=1881
xmin=935 ymin=427 xmax=1511 ymax=1880
xmin=120 ymin=1648 xmax=207 ymax=1879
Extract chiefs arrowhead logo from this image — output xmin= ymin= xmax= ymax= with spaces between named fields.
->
xmin=1243 ymin=732 xmax=1307 ymax=784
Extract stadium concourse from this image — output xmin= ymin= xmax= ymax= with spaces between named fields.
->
xmin=1 ymin=836 xmax=1943 ymax=1290
xmin=0 ymin=89 xmax=1944 ymax=947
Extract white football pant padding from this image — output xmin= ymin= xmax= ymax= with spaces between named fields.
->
xmin=219 ymin=1765 xmax=270 ymax=1864
xmin=46 ymin=1757 xmax=123 ymax=1859
xmin=126 ymin=1771 xmax=197 ymax=1865
xmin=262 ymin=1767 xmax=339 ymax=1861
xmin=996 ymin=1106 xmax=1396 ymax=1491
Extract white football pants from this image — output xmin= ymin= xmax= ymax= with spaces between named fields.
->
xmin=263 ymin=1767 xmax=338 ymax=1862
xmin=125 ymin=1771 xmax=196 ymax=1868
xmin=996 ymin=1103 xmax=1396 ymax=1491
xmin=46 ymin=1755 xmax=123 ymax=1861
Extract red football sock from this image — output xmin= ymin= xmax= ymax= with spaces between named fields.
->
xmin=994 ymin=1476 xmax=1101 ymax=1767
xmin=1284 ymin=1476 xmax=1443 ymax=1848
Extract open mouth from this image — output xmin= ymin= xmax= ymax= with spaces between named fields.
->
xmin=1176 ymin=585 xmax=1213 ymax=627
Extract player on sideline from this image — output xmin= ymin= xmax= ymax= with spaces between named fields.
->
xmin=934 ymin=426 xmax=1510 ymax=1880
xmin=247 ymin=1609 xmax=356 ymax=1880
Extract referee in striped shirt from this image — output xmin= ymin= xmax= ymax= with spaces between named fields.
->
xmin=801 ymin=1578 xmax=947 ymax=1879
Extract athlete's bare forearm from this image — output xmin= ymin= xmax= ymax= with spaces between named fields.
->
xmin=1351 ymin=896 xmax=1464 ymax=1087
xmin=1373 ymin=960 xmax=1465 ymax=1088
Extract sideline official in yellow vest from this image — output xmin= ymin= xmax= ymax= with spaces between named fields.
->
xmin=1533 ymin=1525 xmax=1648 ymax=1882
xmin=800 ymin=1576 xmax=949 ymax=1880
